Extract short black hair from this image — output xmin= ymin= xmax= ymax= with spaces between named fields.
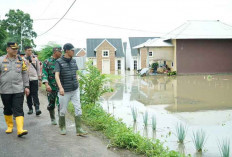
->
xmin=63 ymin=43 xmax=74 ymax=52
xmin=24 ymin=46 xmax=32 ymax=50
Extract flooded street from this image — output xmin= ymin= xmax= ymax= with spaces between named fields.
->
xmin=101 ymin=73 xmax=232 ymax=157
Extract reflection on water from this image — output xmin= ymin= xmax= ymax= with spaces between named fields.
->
xmin=101 ymin=74 xmax=232 ymax=157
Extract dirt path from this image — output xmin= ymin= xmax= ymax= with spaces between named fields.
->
xmin=0 ymin=90 xmax=136 ymax=157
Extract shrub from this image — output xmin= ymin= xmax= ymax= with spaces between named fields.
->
xmin=192 ymin=129 xmax=207 ymax=152
xmin=175 ymin=123 xmax=188 ymax=143
xmin=78 ymin=60 xmax=113 ymax=105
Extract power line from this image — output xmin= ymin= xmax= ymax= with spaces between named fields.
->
xmin=35 ymin=17 xmax=166 ymax=35
xmin=38 ymin=0 xmax=54 ymax=18
xmin=38 ymin=0 xmax=76 ymax=37
xmin=35 ymin=18 xmax=232 ymax=37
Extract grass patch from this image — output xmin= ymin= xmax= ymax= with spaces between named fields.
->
xmin=130 ymin=106 xmax=138 ymax=122
xmin=105 ymin=74 xmax=122 ymax=82
xmin=152 ymin=114 xmax=156 ymax=130
xmin=143 ymin=110 xmax=148 ymax=127
xmin=192 ymin=129 xmax=207 ymax=152
xmin=175 ymin=123 xmax=188 ymax=144
xmin=218 ymin=138 xmax=230 ymax=157
xmin=68 ymin=103 xmax=183 ymax=157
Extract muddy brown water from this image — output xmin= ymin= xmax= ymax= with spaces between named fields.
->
xmin=101 ymin=74 xmax=232 ymax=157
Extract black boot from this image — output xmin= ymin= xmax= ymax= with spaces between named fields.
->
xmin=35 ymin=106 xmax=42 ymax=116
xmin=27 ymin=109 xmax=33 ymax=115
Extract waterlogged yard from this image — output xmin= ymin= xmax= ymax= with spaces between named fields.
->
xmin=101 ymin=73 xmax=232 ymax=157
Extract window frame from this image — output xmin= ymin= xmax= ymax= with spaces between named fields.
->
xmin=117 ymin=60 xmax=121 ymax=70
xmin=102 ymin=50 xmax=109 ymax=57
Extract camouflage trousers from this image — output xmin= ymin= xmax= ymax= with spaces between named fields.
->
xmin=47 ymin=90 xmax=59 ymax=111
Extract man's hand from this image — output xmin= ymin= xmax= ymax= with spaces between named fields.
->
xmin=46 ymin=84 xmax=52 ymax=92
xmin=39 ymin=80 xmax=42 ymax=87
xmin=59 ymin=87 xmax=65 ymax=96
xmin=25 ymin=88 xmax=30 ymax=96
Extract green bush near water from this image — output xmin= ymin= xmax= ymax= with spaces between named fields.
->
xmin=167 ymin=71 xmax=177 ymax=76
xmin=67 ymin=60 xmax=184 ymax=157
xmin=68 ymin=103 xmax=183 ymax=157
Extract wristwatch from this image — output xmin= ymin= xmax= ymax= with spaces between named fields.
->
xmin=25 ymin=86 xmax=30 ymax=89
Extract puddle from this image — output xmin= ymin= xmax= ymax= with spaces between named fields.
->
xmin=101 ymin=74 xmax=232 ymax=157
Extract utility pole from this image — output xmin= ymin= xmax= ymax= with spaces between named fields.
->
xmin=20 ymin=22 xmax=23 ymax=52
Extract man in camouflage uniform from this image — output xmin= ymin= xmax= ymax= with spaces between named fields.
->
xmin=42 ymin=47 xmax=62 ymax=125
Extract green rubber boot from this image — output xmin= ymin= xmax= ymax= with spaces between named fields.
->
xmin=75 ymin=116 xmax=88 ymax=136
xmin=59 ymin=116 xmax=66 ymax=135
xmin=49 ymin=110 xmax=57 ymax=125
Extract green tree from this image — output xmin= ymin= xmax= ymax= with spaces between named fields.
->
xmin=1 ymin=9 xmax=37 ymax=48
xmin=0 ymin=26 xmax=8 ymax=56
xmin=38 ymin=42 xmax=61 ymax=62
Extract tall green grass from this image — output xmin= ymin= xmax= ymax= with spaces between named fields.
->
xmin=192 ymin=129 xmax=207 ymax=152
xmin=143 ymin=110 xmax=148 ymax=127
xmin=152 ymin=114 xmax=156 ymax=130
xmin=130 ymin=106 xmax=138 ymax=122
xmin=218 ymin=138 xmax=230 ymax=157
xmin=175 ymin=123 xmax=188 ymax=143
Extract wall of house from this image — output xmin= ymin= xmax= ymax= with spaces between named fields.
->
xmin=176 ymin=39 xmax=232 ymax=74
xmin=139 ymin=47 xmax=174 ymax=70
xmin=126 ymin=41 xmax=131 ymax=70
xmin=130 ymin=56 xmax=138 ymax=70
xmin=140 ymin=48 xmax=147 ymax=69
xmin=172 ymin=39 xmax=177 ymax=71
xmin=77 ymin=50 xmax=86 ymax=57
xmin=148 ymin=47 xmax=174 ymax=69
xmin=115 ymin=57 xmax=125 ymax=74
xmin=96 ymin=40 xmax=115 ymax=74
xmin=86 ymin=57 xmax=97 ymax=66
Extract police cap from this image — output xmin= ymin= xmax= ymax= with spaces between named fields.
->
xmin=7 ymin=42 xmax=19 ymax=49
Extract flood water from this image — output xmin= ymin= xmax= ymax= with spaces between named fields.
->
xmin=101 ymin=73 xmax=232 ymax=157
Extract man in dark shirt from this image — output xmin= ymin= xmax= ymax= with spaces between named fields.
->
xmin=55 ymin=43 xmax=87 ymax=136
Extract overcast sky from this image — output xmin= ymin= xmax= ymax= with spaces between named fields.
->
xmin=1 ymin=0 xmax=232 ymax=50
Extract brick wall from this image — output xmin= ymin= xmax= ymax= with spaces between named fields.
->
xmin=96 ymin=40 xmax=116 ymax=73
xmin=77 ymin=50 xmax=86 ymax=57
xmin=140 ymin=48 xmax=147 ymax=69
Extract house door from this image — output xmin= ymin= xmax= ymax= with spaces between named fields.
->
xmin=102 ymin=60 xmax=110 ymax=74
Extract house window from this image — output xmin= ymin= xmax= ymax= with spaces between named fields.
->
xmin=117 ymin=60 xmax=121 ymax=70
xmin=172 ymin=62 xmax=173 ymax=67
xmin=102 ymin=50 xmax=109 ymax=57
xmin=149 ymin=52 xmax=153 ymax=57
xmin=134 ymin=60 xmax=137 ymax=70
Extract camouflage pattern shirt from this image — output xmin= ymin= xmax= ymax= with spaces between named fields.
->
xmin=42 ymin=57 xmax=58 ymax=91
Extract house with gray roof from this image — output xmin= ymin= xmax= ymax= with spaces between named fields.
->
xmin=133 ymin=20 xmax=232 ymax=74
xmin=127 ymin=37 xmax=158 ymax=70
xmin=86 ymin=38 xmax=125 ymax=74
xmin=74 ymin=48 xmax=86 ymax=57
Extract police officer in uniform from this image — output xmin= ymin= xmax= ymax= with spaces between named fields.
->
xmin=42 ymin=47 xmax=62 ymax=125
xmin=24 ymin=46 xmax=42 ymax=115
xmin=0 ymin=42 xmax=30 ymax=137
